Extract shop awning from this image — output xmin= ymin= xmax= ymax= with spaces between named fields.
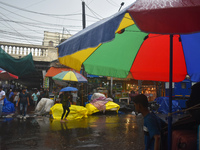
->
xmin=0 ymin=47 xmax=35 ymax=77
xmin=45 ymin=67 xmax=80 ymax=77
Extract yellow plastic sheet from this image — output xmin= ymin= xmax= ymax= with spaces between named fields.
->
xmin=50 ymin=104 xmax=88 ymax=120
xmin=85 ymin=101 xmax=120 ymax=115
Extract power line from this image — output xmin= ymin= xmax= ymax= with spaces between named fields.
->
xmin=85 ymin=3 xmax=103 ymax=20
xmin=106 ymin=0 xmax=119 ymax=7
xmin=0 ymin=1 xmax=82 ymax=17
xmin=0 ymin=12 xmax=33 ymax=44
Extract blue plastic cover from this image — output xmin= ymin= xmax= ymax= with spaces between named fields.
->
xmin=154 ymin=97 xmax=182 ymax=114
xmin=2 ymin=98 xmax=15 ymax=113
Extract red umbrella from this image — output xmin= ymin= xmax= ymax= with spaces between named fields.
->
xmin=128 ymin=0 xmax=200 ymax=34
xmin=128 ymin=0 xmax=200 ymax=150
xmin=0 ymin=68 xmax=18 ymax=80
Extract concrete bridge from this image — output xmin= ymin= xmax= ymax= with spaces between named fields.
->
xmin=0 ymin=41 xmax=59 ymax=88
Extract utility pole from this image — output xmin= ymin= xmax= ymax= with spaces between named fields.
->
xmin=82 ymin=1 xmax=86 ymax=29
xmin=81 ymin=1 xmax=86 ymax=106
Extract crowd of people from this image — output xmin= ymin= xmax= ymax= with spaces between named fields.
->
xmin=0 ymin=87 xmax=50 ymax=119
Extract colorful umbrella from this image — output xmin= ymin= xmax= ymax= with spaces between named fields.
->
xmin=57 ymin=1 xmax=200 ymax=82
xmin=52 ymin=71 xmax=87 ymax=83
xmin=60 ymin=87 xmax=78 ymax=92
xmin=0 ymin=68 xmax=18 ymax=80
xmin=57 ymin=1 xmax=200 ymax=150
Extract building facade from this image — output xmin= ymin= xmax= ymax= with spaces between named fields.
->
xmin=43 ymin=31 xmax=72 ymax=47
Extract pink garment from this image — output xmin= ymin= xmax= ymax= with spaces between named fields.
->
xmin=90 ymin=96 xmax=113 ymax=112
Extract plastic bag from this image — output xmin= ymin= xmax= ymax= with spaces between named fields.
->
xmin=90 ymin=93 xmax=106 ymax=101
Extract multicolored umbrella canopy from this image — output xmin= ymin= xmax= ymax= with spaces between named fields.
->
xmin=52 ymin=71 xmax=87 ymax=83
xmin=0 ymin=68 xmax=18 ymax=80
xmin=57 ymin=1 xmax=200 ymax=149
xmin=57 ymin=0 xmax=200 ymax=82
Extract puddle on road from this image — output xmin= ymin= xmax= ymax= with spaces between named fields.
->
xmin=0 ymin=114 xmax=145 ymax=150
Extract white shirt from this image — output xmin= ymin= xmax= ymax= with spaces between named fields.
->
xmin=0 ymin=90 xmax=5 ymax=105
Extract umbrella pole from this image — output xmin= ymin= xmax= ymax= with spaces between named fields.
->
xmin=168 ymin=34 xmax=173 ymax=150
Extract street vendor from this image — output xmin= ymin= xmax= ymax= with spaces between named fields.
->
xmin=59 ymin=91 xmax=72 ymax=122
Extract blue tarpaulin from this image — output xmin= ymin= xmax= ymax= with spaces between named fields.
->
xmin=2 ymin=98 xmax=15 ymax=113
xmin=154 ymin=97 xmax=182 ymax=114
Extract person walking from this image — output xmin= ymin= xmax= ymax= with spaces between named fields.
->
xmin=14 ymin=89 xmax=20 ymax=107
xmin=133 ymin=94 xmax=166 ymax=150
xmin=16 ymin=88 xmax=30 ymax=119
xmin=31 ymin=89 xmax=38 ymax=108
xmin=0 ymin=86 xmax=5 ymax=118
xmin=59 ymin=91 xmax=72 ymax=122
xmin=72 ymin=91 xmax=78 ymax=105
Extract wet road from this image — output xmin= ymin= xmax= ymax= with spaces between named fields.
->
xmin=0 ymin=112 xmax=145 ymax=150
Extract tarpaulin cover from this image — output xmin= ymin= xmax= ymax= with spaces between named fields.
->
xmin=35 ymin=98 xmax=54 ymax=115
xmin=50 ymin=104 xmax=88 ymax=120
xmin=0 ymin=47 xmax=35 ymax=77
xmin=2 ymin=98 xmax=15 ymax=113
xmin=86 ymin=101 xmax=120 ymax=115
xmin=154 ymin=97 xmax=182 ymax=114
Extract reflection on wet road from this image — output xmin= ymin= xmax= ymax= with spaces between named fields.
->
xmin=0 ymin=114 xmax=145 ymax=150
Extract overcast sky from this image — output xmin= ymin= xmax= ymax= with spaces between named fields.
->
xmin=0 ymin=0 xmax=135 ymax=45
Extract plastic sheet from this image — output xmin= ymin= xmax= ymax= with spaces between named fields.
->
xmin=35 ymin=98 xmax=54 ymax=115
xmin=50 ymin=104 xmax=88 ymax=120
xmin=2 ymin=98 xmax=15 ymax=113
xmin=86 ymin=101 xmax=120 ymax=115
xmin=90 ymin=93 xmax=106 ymax=101
xmin=154 ymin=97 xmax=182 ymax=114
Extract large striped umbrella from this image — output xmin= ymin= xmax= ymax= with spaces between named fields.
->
xmin=57 ymin=1 xmax=200 ymax=82
xmin=56 ymin=1 xmax=200 ymax=150
xmin=52 ymin=71 xmax=87 ymax=83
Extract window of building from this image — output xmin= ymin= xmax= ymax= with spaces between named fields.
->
xmin=49 ymin=41 xmax=54 ymax=47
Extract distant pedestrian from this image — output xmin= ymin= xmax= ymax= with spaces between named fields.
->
xmin=16 ymin=88 xmax=30 ymax=119
xmin=59 ymin=91 xmax=72 ymax=122
xmin=133 ymin=94 xmax=166 ymax=150
xmin=14 ymin=89 xmax=20 ymax=107
xmin=129 ymin=90 xmax=136 ymax=103
xmin=72 ymin=91 xmax=78 ymax=105
xmin=0 ymin=86 xmax=5 ymax=118
xmin=9 ymin=89 xmax=15 ymax=103
xmin=31 ymin=89 xmax=38 ymax=108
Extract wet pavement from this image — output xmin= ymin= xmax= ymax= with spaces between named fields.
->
xmin=0 ymin=106 xmax=187 ymax=150
xmin=0 ymin=109 xmax=145 ymax=150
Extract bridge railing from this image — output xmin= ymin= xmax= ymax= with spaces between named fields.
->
xmin=0 ymin=42 xmax=58 ymax=61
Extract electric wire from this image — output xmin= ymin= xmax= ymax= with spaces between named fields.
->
xmin=0 ymin=1 xmax=82 ymax=17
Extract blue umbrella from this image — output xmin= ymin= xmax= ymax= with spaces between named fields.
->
xmin=60 ymin=87 xmax=78 ymax=92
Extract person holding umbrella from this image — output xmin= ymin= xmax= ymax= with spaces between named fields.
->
xmin=59 ymin=91 xmax=72 ymax=122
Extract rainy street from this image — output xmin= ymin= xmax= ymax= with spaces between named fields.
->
xmin=0 ymin=111 xmax=145 ymax=150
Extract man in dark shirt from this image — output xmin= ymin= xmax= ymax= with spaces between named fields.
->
xmin=16 ymin=88 xmax=30 ymax=119
xmin=134 ymin=94 xmax=164 ymax=150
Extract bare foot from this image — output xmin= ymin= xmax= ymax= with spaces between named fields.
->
xmin=60 ymin=120 xmax=65 ymax=123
